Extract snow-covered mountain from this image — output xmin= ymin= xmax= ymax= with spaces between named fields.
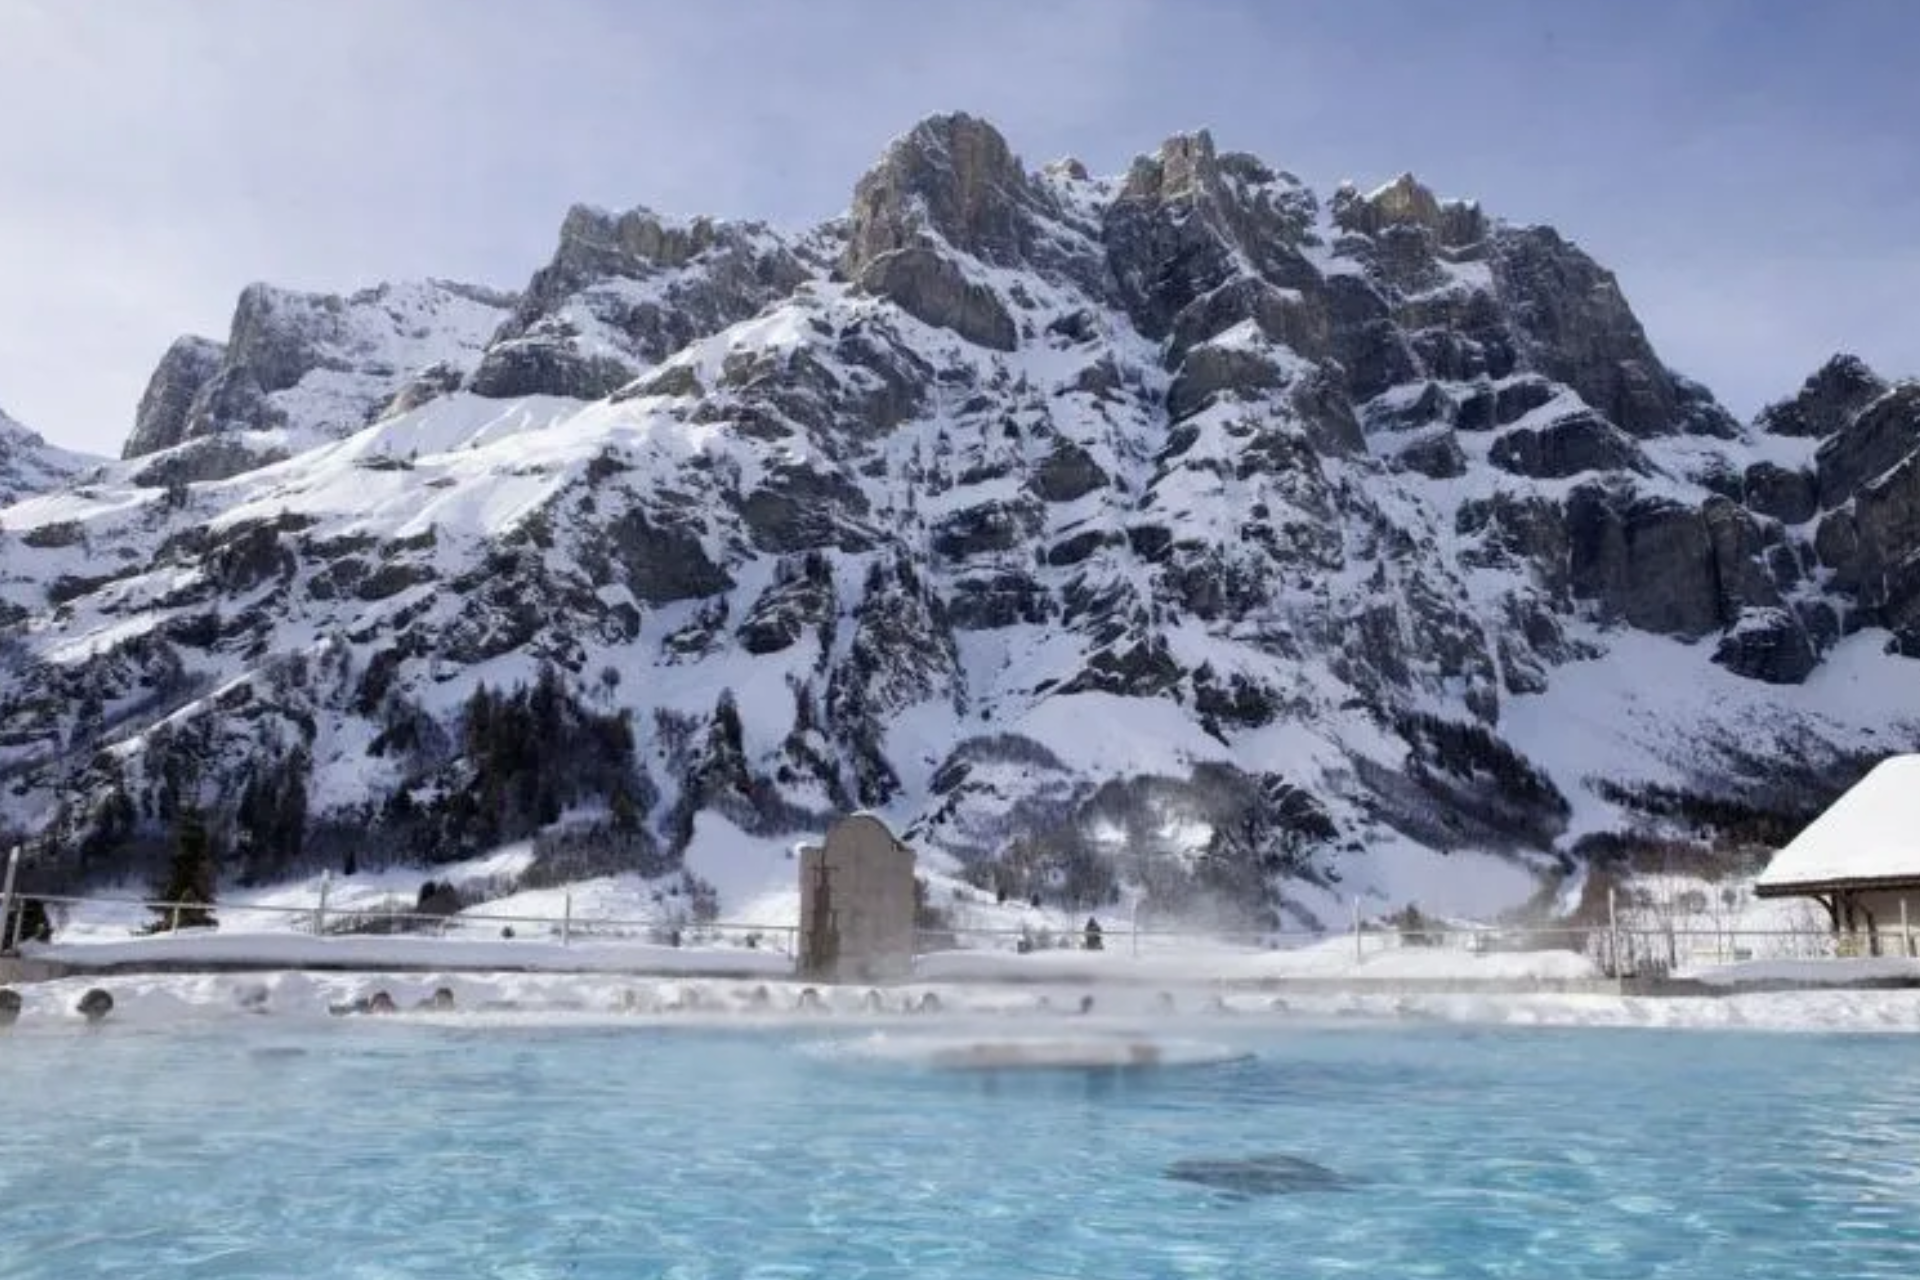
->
xmin=120 ymin=278 xmax=517 ymax=482
xmin=5 ymin=113 xmax=1919 ymax=929
xmin=0 ymin=404 xmax=97 ymax=507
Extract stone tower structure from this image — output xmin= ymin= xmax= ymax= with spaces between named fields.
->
xmin=797 ymin=813 xmax=917 ymax=983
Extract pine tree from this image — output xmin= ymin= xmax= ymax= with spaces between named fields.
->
xmin=150 ymin=807 xmax=218 ymax=931
xmin=702 ymin=689 xmax=751 ymax=799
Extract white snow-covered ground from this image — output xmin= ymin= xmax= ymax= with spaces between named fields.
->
xmin=11 ymin=963 xmax=1920 ymax=1037
xmin=38 ymin=842 xmax=795 ymax=950
xmin=25 ymin=932 xmax=794 ymax=975
xmin=910 ymin=934 xmax=1604 ymax=985
xmin=24 ymin=927 xmax=1599 ymax=984
xmin=1683 ymin=957 xmax=1920 ymax=988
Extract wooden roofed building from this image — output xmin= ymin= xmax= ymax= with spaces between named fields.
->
xmin=1755 ymin=754 xmax=1920 ymax=957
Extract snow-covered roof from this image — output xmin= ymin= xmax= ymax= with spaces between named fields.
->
xmin=1756 ymin=755 xmax=1920 ymax=894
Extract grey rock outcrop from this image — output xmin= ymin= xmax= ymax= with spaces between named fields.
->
xmin=852 ymin=249 xmax=1016 ymax=351
xmin=838 ymin=114 xmax=1038 ymax=350
xmin=1488 ymin=227 xmax=1685 ymax=439
xmin=121 ymin=280 xmax=513 ymax=458
xmin=1566 ymin=489 xmax=1721 ymax=638
xmin=470 ymin=204 xmax=811 ymax=399
xmin=1332 ymin=173 xmax=1488 ymax=249
xmin=1815 ymin=382 xmax=1920 ymax=506
xmin=1104 ymin=131 xmax=1318 ymax=343
xmin=466 ymin=340 xmax=635 ymax=401
xmin=125 ymin=336 xmax=226 ymax=457
xmin=1395 ymin=430 xmax=1468 ymax=479
xmin=1743 ymin=462 xmax=1817 ymax=525
xmin=1713 ymin=607 xmax=1819 ymax=685
xmin=845 ymin=113 xmax=1037 ymax=270
xmin=1488 ymin=412 xmax=1650 ymax=479
xmin=1758 ymin=354 xmax=1887 ymax=438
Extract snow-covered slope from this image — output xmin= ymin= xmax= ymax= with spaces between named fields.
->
xmin=0 ymin=403 xmax=97 ymax=506
xmin=4 ymin=113 xmax=1919 ymax=933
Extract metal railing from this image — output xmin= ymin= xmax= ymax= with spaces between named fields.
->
xmin=5 ymin=888 xmax=801 ymax=959
xmin=918 ymin=918 xmax=1882 ymax=974
xmin=10 ymin=898 xmax=1883 ymax=977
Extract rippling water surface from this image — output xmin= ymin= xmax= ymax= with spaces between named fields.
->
xmin=4 ymin=1019 xmax=1920 ymax=1277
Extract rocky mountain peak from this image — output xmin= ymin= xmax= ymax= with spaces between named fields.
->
xmin=467 ymin=202 xmax=814 ymax=401
xmin=554 ymin=204 xmax=727 ymax=274
xmin=1333 ymin=173 xmax=1486 ymax=249
xmin=125 ymin=335 xmax=226 ymax=459
xmin=121 ymin=278 xmax=514 ymax=470
xmin=1104 ymin=131 xmax=1321 ymax=345
xmin=843 ymin=112 xmax=1036 ymax=271
xmin=836 ymin=113 xmax=1049 ymax=351
xmin=1757 ymin=352 xmax=1889 ymax=437
xmin=1120 ymin=129 xmax=1221 ymax=203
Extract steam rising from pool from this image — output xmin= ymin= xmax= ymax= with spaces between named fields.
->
xmin=812 ymin=1032 xmax=1253 ymax=1070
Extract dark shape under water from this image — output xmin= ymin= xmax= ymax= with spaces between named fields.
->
xmin=248 ymin=1046 xmax=309 ymax=1063
xmin=1164 ymin=1154 xmax=1354 ymax=1197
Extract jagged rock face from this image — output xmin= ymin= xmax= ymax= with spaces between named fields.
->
xmin=120 ymin=280 xmax=514 ymax=458
xmin=845 ymin=113 xmax=1037 ymax=270
xmin=1107 ymin=132 xmax=1320 ymax=343
xmin=1743 ymin=462 xmax=1817 ymax=525
xmin=1812 ymin=392 xmax=1920 ymax=653
xmin=5 ymin=112 xmax=1919 ymax=922
xmin=469 ymin=205 xmax=814 ymax=399
xmin=1487 ymin=227 xmax=1688 ymax=439
xmin=1816 ymin=382 xmax=1920 ymax=505
xmin=837 ymin=115 xmax=1047 ymax=351
xmin=125 ymin=336 xmax=225 ymax=458
xmin=1714 ymin=607 xmax=1819 ymax=685
xmin=1759 ymin=354 xmax=1888 ymax=438
xmin=1488 ymin=412 xmax=1649 ymax=480
xmin=1333 ymin=173 xmax=1488 ymax=248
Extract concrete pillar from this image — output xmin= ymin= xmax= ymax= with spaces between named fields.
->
xmin=0 ymin=846 xmax=19 ymax=955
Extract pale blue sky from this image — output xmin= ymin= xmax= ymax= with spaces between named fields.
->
xmin=2 ymin=0 xmax=1915 ymax=455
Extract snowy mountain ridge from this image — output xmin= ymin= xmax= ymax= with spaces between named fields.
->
xmin=3 ymin=112 xmax=1918 ymax=930
xmin=0 ymin=404 xmax=99 ymax=508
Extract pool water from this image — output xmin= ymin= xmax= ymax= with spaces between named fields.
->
xmin=5 ymin=1018 xmax=1920 ymax=1277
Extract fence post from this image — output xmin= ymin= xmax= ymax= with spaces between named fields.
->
xmin=169 ymin=903 xmax=181 ymax=933
xmin=1351 ymin=898 xmax=1362 ymax=963
xmin=1607 ymin=887 xmax=1621 ymax=981
xmin=1903 ymin=899 xmax=1913 ymax=960
xmin=315 ymin=871 xmax=331 ymax=937
xmin=561 ymin=893 xmax=573 ymax=947
xmin=0 ymin=845 xmax=19 ymax=954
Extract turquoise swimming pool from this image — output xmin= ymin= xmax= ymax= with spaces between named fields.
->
xmin=3 ymin=1018 xmax=1918 ymax=1277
